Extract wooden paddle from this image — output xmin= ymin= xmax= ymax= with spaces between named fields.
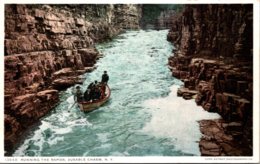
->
xmin=68 ymin=95 xmax=77 ymax=112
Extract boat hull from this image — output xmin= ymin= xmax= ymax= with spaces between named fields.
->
xmin=78 ymin=85 xmax=111 ymax=112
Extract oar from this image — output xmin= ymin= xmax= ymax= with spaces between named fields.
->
xmin=69 ymin=102 xmax=77 ymax=112
xmin=68 ymin=95 xmax=77 ymax=112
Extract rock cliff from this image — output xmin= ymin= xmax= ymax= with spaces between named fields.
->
xmin=141 ymin=4 xmax=183 ymax=30
xmin=154 ymin=10 xmax=183 ymax=30
xmin=167 ymin=4 xmax=253 ymax=156
xmin=4 ymin=4 xmax=142 ymax=154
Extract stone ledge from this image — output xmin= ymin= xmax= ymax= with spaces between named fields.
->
xmin=177 ymin=87 xmax=198 ymax=100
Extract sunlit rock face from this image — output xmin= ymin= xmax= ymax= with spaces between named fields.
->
xmin=167 ymin=4 xmax=253 ymax=156
xmin=4 ymin=4 xmax=142 ymax=153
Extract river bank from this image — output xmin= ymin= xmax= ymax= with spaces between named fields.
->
xmin=167 ymin=4 xmax=253 ymax=155
xmin=5 ymin=4 xmax=254 ymax=157
xmin=11 ymin=30 xmax=221 ymax=157
xmin=4 ymin=4 xmax=142 ymax=154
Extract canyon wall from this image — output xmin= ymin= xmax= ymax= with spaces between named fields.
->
xmin=154 ymin=10 xmax=182 ymax=30
xmin=4 ymin=4 xmax=142 ymax=154
xmin=141 ymin=4 xmax=183 ymax=30
xmin=167 ymin=4 xmax=253 ymax=156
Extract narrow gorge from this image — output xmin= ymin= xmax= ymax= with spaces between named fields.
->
xmin=4 ymin=4 xmax=142 ymax=153
xmin=4 ymin=4 xmax=253 ymax=157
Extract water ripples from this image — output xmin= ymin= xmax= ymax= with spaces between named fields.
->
xmin=13 ymin=30 xmax=220 ymax=157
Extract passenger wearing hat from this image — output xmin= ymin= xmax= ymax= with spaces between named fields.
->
xmin=101 ymin=71 xmax=109 ymax=84
xmin=101 ymin=71 xmax=109 ymax=97
xmin=75 ymin=86 xmax=83 ymax=102
xmin=92 ymin=80 xmax=102 ymax=100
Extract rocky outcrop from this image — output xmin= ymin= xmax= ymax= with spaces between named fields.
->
xmin=4 ymin=4 xmax=142 ymax=154
xmin=167 ymin=5 xmax=253 ymax=60
xmin=199 ymin=119 xmax=252 ymax=156
xmin=167 ymin=4 xmax=253 ymax=156
xmin=5 ymin=89 xmax=59 ymax=152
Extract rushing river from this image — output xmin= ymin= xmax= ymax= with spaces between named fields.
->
xmin=13 ymin=30 xmax=220 ymax=156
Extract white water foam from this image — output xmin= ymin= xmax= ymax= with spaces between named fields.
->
xmin=66 ymin=118 xmax=93 ymax=127
xmin=97 ymin=133 xmax=109 ymax=143
xmin=66 ymin=95 xmax=75 ymax=105
xmin=13 ymin=121 xmax=52 ymax=156
xmin=13 ymin=94 xmax=93 ymax=156
xmin=47 ymin=136 xmax=64 ymax=146
xmin=13 ymin=120 xmax=71 ymax=156
xmin=142 ymin=85 xmax=220 ymax=155
xmin=110 ymin=151 xmax=128 ymax=156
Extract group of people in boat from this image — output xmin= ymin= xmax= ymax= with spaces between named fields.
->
xmin=75 ymin=71 xmax=109 ymax=102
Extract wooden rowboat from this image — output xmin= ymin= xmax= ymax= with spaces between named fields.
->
xmin=78 ymin=85 xmax=111 ymax=112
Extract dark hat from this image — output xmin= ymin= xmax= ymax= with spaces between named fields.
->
xmin=76 ymin=86 xmax=80 ymax=89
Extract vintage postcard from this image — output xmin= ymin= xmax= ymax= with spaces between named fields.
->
xmin=1 ymin=0 xmax=259 ymax=163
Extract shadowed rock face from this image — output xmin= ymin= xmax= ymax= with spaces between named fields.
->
xmin=154 ymin=10 xmax=183 ymax=30
xmin=4 ymin=4 xmax=142 ymax=154
xmin=167 ymin=4 xmax=253 ymax=156
xmin=168 ymin=4 xmax=253 ymax=60
xmin=140 ymin=4 xmax=184 ymax=30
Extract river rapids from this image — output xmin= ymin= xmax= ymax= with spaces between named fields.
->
xmin=13 ymin=30 xmax=220 ymax=156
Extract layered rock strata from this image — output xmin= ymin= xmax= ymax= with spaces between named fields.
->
xmin=4 ymin=4 xmax=142 ymax=154
xmin=167 ymin=4 xmax=253 ymax=156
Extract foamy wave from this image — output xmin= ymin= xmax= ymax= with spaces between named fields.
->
xmin=66 ymin=118 xmax=93 ymax=127
xmin=13 ymin=120 xmax=71 ymax=156
xmin=97 ymin=133 xmax=109 ymax=143
xmin=48 ymin=136 xmax=64 ymax=146
xmin=142 ymin=85 xmax=220 ymax=155
xmin=66 ymin=95 xmax=75 ymax=105
xmin=13 ymin=121 xmax=50 ymax=156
